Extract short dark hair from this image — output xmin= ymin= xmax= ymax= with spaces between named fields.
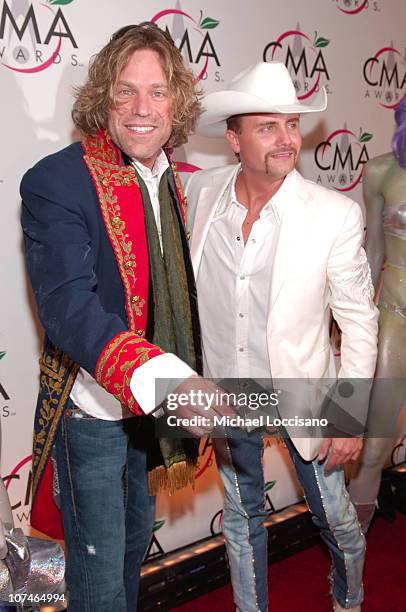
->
xmin=226 ymin=115 xmax=242 ymax=133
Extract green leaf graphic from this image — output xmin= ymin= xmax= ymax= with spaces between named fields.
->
xmin=48 ymin=0 xmax=75 ymax=6
xmin=264 ymin=480 xmax=276 ymax=492
xmin=200 ymin=17 xmax=220 ymax=30
xmin=153 ymin=519 xmax=165 ymax=532
xmin=0 ymin=351 xmax=6 ymax=360
xmin=315 ymin=37 xmax=330 ymax=48
xmin=359 ymin=132 xmax=373 ymax=142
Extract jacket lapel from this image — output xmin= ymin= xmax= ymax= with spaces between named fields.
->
xmin=268 ymin=171 xmax=311 ymax=313
xmin=190 ymin=166 xmax=238 ymax=277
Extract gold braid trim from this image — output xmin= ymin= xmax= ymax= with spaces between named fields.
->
xmin=83 ymin=157 xmax=141 ymax=332
xmin=94 ymin=331 xmax=134 ymax=384
xmin=83 ymin=131 xmax=118 ymax=164
xmin=170 ymin=160 xmax=187 ymax=223
xmin=95 ymin=332 xmax=163 ymax=410
xmin=33 ymin=349 xmax=80 ymax=496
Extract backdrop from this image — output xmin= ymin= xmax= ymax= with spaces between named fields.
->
xmin=0 ymin=0 xmax=405 ymax=560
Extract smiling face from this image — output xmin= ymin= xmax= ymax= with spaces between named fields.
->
xmin=107 ymin=48 xmax=173 ymax=168
xmin=226 ymin=113 xmax=302 ymax=185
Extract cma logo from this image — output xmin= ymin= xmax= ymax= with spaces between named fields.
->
xmin=195 ymin=437 xmax=215 ymax=479
xmin=151 ymin=6 xmax=221 ymax=82
xmin=314 ymin=126 xmax=372 ymax=192
xmin=210 ymin=480 xmax=277 ymax=536
xmin=363 ymin=44 xmax=406 ymax=109
xmin=145 ymin=519 xmax=166 ymax=560
xmin=3 ymin=455 xmax=32 ymax=525
xmin=263 ymin=27 xmax=331 ymax=100
xmin=0 ymin=0 xmax=78 ymax=73
xmin=0 ymin=381 xmax=14 ymax=418
xmin=333 ymin=0 xmax=380 ymax=14
xmin=0 ymin=352 xmax=12 ymax=416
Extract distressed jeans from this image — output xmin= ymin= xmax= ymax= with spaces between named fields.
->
xmin=214 ymin=432 xmax=365 ymax=612
xmin=54 ymin=404 xmax=155 ymax=612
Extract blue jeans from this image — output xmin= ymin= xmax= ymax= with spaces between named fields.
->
xmin=214 ymin=432 xmax=365 ymax=611
xmin=54 ymin=405 xmax=155 ymax=612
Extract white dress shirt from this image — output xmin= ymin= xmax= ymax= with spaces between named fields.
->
xmin=197 ymin=171 xmax=291 ymax=381
xmin=70 ymin=150 xmax=193 ymax=420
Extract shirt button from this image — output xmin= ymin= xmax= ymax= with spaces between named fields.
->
xmin=236 ymin=236 xmax=241 ymax=241
xmin=251 ymin=238 xmax=256 ymax=243
xmin=239 ymin=347 xmax=245 ymax=352
xmin=239 ymin=313 xmax=244 ymax=318
xmin=240 ymin=275 xmax=245 ymax=280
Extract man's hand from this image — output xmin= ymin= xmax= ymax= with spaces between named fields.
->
xmin=317 ymin=437 xmax=363 ymax=472
xmin=164 ymin=374 xmax=237 ymax=436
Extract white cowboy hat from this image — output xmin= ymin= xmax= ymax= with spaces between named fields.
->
xmin=197 ymin=61 xmax=327 ymax=137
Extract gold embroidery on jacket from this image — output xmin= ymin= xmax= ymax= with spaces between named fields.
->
xmin=33 ymin=346 xmax=79 ymax=495
xmin=104 ymin=337 xmax=154 ymax=388
xmin=83 ymin=131 xmax=117 ymax=164
xmin=94 ymin=331 xmax=134 ymax=384
xmin=84 ymin=156 xmax=146 ymax=332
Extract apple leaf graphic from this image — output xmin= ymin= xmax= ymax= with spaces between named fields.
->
xmin=200 ymin=17 xmax=220 ymax=30
xmin=359 ymin=132 xmax=373 ymax=143
xmin=0 ymin=351 xmax=6 ymax=361
xmin=314 ymin=37 xmax=330 ymax=48
xmin=264 ymin=480 xmax=276 ymax=492
xmin=48 ymin=0 xmax=75 ymax=5
xmin=153 ymin=519 xmax=165 ymax=532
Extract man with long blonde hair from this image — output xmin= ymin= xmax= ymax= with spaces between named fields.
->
xmin=20 ymin=22 xmax=233 ymax=611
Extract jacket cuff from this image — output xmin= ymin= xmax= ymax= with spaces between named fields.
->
xmin=130 ymin=353 xmax=196 ymax=415
xmin=95 ymin=331 xmax=164 ymax=414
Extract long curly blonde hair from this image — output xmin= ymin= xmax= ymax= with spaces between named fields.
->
xmin=72 ymin=22 xmax=201 ymax=148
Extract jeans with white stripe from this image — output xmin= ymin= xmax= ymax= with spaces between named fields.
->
xmin=213 ymin=431 xmax=365 ymax=611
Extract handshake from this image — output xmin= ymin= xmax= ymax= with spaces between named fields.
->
xmin=159 ymin=374 xmax=237 ymax=436
xmin=157 ymin=376 xmax=279 ymax=437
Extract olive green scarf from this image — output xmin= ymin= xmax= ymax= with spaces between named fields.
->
xmin=134 ymin=166 xmax=201 ymax=495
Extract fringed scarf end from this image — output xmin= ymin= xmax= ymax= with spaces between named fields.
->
xmin=148 ymin=460 xmax=196 ymax=496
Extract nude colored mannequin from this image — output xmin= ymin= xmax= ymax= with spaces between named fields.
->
xmin=348 ymin=106 xmax=406 ymax=531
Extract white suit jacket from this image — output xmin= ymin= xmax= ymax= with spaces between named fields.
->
xmin=185 ymin=165 xmax=379 ymax=459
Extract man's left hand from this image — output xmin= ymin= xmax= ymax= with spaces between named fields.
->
xmin=317 ymin=437 xmax=363 ymax=472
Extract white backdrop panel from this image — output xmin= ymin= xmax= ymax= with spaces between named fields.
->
xmin=0 ymin=0 xmax=405 ymax=556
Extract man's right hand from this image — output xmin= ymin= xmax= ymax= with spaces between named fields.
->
xmin=164 ymin=374 xmax=237 ymax=436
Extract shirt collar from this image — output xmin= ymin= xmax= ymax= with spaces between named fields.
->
xmin=224 ymin=167 xmax=297 ymax=226
xmin=131 ymin=149 xmax=169 ymax=182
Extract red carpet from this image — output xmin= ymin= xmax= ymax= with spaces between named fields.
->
xmin=172 ymin=513 xmax=406 ymax=611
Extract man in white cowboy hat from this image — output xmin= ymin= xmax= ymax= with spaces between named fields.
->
xmin=185 ymin=62 xmax=379 ymax=611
